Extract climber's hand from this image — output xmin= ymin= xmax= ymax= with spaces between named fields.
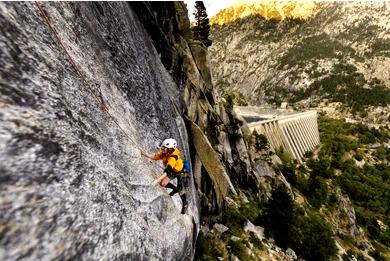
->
xmin=140 ymin=149 xmax=147 ymax=157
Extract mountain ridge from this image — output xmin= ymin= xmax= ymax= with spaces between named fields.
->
xmin=210 ymin=1 xmax=322 ymax=25
xmin=208 ymin=1 xmax=390 ymax=122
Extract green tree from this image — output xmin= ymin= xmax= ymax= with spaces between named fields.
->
xmin=192 ymin=1 xmax=212 ymax=47
xmin=262 ymin=186 xmax=337 ymax=260
xmin=263 ymin=185 xmax=295 ymax=248
xmin=280 ymin=161 xmax=297 ymax=186
xmin=253 ymin=130 xmax=269 ymax=151
xmin=292 ymin=215 xmax=337 ymax=261
xmin=307 ymin=176 xmax=329 ymax=209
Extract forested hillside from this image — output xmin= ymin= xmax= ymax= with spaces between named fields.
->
xmin=209 ymin=2 xmax=390 ymax=120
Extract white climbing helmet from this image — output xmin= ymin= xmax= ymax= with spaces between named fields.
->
xmin=161 ymin=138 xmax=177 ymax=149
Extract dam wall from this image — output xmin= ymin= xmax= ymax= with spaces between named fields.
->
xmin=245 ymin=110 xmax=320 ymax=162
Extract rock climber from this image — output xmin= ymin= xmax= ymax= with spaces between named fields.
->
xmin=141 ymin=138 xmax=188 ymax=214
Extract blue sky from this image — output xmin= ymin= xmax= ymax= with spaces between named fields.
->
xmin=184 ymin=0 xmax=240 ymax=21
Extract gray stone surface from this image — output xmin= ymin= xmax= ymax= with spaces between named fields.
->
xmin=231 ymin=255 xmax=240 ymax=261
xmin=0 ymin=2 xmax=198 ymax=260
xmin=230 ymin=236 xmax=241 ymax=242
xmin=217 ymin=131 xmax=234 ymax=165
xmin=244 ymin=221 xmax=265 ymax=241
xmin=189 ymin=120 xmax=237 ymax=206
xmin=213 ymin=223 xmax=229 ymax=234
xmin=334 ymin=188 xmax=359 ymax=237
xmin=286 ymin=248 xmax=297 ymax=261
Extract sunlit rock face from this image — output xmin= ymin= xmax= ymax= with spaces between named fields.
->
xmin=0 ymin=2 xmax=198 ymax=260
xmin=210 ymin=1 xmax=321 ymax=26
xmin=208 ymin=1 xmax=390 ymax=107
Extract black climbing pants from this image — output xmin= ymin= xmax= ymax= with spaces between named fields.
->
xmin=166 ymin=176 xmax=188 ymax=206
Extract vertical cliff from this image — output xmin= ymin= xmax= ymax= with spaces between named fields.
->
xmin=0 ymin=2 xmax=198 ymax=260
xmin=129 ymin=2 xmax=241 ymax=216
xmin=0 ymin=2 xmax=281 ymax=260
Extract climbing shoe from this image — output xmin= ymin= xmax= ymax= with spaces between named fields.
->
xmin=166 ymin=183 xmax=177 ymax=196
xmin=181 ymin=204 xmax=188 ymax=215
xmin=169 ymin=190 xmax=177 ymax=196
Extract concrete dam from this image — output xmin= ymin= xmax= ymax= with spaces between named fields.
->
xmin=235 ymin=107 xmax=320 ymax=162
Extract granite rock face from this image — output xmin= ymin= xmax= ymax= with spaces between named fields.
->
xmin=0 ymin=2 xmax=198 ymax=260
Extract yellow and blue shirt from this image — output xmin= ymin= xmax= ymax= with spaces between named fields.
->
xmin=154 ymin=148 xmax=184 ymax=174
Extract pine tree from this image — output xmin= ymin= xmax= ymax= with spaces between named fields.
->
xmin=192 ymin=1 xmax=212 ymax=47
xmin=263 ymin=185 xmax=295 ymax=249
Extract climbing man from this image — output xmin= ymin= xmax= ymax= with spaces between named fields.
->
xmin=141 ymin=138 xmax=188 ymax=214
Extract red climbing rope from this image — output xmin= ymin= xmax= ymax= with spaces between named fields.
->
xmin=35 ymin=2 xmax=146 ymax=154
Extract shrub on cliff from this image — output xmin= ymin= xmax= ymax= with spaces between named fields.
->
xmin=261 ymin=185 xmax=337 ymax=260
xmin=221 ymin=206 xmax=246 ymax=236
xmin=292 ymin=214 xmax=337 ymax=261
xmin=262 ymin=185 xmax=295 ymax=248
xmin=252 ymin=130 xmax=269 ymax=152
xmin=368 ymin=249 xmax=387 ymax=261
xmin=194 ymin=231 xmax=222 ymax=261
xmin=307 ymin=176 xmax=329 ymax=209
xmin=228 ymin=239 xmax=251 ymax=260
xmin=279 ymin=161 xmax=297 ymax=186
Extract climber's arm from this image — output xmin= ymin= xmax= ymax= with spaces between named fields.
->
xmin=141 ymin=150 xmax=163 ymax=160
xmin=152 ymin=172 xmax=167 ymax=185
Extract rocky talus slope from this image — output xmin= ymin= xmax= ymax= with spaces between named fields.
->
xmin=208 ymin=1 xmax=390 ymax=114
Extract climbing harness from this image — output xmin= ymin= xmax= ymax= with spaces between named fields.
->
xmin=35 ymin=2 xmax=146 ymax=154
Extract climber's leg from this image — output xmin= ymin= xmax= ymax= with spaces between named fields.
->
xmin=166 ymin=182 xmax=178 ymax=196
xmin=160 ymin=176 xmax=170 ymax=187
xmin=180 ymin=193 xmax=188 ymax=214
xmin=178 ymin=177 xmax=188 ymax=214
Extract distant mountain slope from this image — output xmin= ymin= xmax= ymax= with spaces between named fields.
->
xmin=208 ymin=1 xmax=390 ymax=114
xmin=210 ymin=1 xmax=320 ymax=25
